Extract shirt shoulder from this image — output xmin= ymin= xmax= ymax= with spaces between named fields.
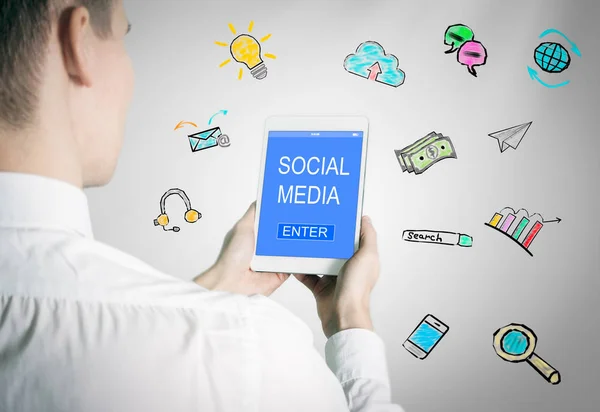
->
xmin=0 ymin=229 xmax=246 ymax=312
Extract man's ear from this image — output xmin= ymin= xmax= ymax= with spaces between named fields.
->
xmin=60 ymin=7 xmax=94 ymax=87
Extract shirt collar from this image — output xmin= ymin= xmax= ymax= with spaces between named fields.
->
xmin=0 ymin=172 xmax=94 ymax=239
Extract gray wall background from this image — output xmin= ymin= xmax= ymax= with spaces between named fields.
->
xmin=85 ymin=0 xmax=600 ymax=410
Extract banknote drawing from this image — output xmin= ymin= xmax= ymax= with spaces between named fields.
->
xmin=493 ymin=323 xmax=561 ymax=385
xmin=394 ymin=132 xmax=457 ymax=175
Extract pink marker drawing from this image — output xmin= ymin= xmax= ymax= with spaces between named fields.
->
xmin=457 ymin=40 xmax=487 ymax=77
xmin=367 ymin=62 xmax=382 ymax=81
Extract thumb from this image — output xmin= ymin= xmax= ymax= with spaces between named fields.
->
xmin=237 ymin=201 xmax=257 ymax=228
xmin=294 ymin=274 xmax=319 ymax=293
xmin=358 ymin=216 xmax=378 ymax=253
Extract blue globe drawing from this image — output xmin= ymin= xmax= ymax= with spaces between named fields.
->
xmin=534 ymin=42 xmax=570 ymax=73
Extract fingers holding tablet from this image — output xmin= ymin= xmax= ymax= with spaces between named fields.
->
xmin=337 ymin=215 xmax=381 ymax=301
xmin=295 ymin=214 xmax=381 ymax=338
xmin=358 ymin=215 xmax=378 ymax=254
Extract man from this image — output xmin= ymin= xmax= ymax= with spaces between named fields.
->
xmin=0 ymin=1 xmax=403 ymax=411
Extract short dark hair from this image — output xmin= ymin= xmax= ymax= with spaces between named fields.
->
xmin=0 ymin=0 xmax=115 ymax=129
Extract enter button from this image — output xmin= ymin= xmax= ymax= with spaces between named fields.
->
xmin=277 ymin=223 xmax=335 ymax=241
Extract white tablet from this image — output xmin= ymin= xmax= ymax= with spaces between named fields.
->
xmin=251 ymin=116 xmax=369 ymax=276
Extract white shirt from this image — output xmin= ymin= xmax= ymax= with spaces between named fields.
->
xmin=0 ymin=172 xmax=403 ymax=412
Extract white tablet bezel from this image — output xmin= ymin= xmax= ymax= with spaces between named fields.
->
xmin=251 ymin=115 xmax=369 ymax=276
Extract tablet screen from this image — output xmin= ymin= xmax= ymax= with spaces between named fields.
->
xmin=256 ymin=130 xmax=364 ymax=259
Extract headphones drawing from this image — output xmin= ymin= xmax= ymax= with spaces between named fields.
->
xmin=153 ymin=188 xmax=201 ymax=232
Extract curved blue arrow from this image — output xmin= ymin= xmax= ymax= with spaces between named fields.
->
xmin=527 ymin=66 xmax=570 ymax=89
xmin=539 ymin=28 xmax=581 ymax=57
xmin=208 ymin=110 xmax=228 ymax=125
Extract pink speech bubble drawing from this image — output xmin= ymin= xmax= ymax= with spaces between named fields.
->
xmin=457 ymin=40 xmax=487 ymax=77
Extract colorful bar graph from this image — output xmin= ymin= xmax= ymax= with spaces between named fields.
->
xmin=522 ymin=221 xmax=543 ymax=249
xmin=500 ymin=214 xmax=516 ymax=233
xmin=489 ymin=213 xmax=503 ymax=227
xmin=486 ymin=208 xmax=556 ymax=257
xmin=512 ymin=217 xmax=530 ymax=240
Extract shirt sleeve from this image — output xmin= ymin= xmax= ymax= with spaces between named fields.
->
xmin=325 ymin=328 xmax=405 ymax=412
xmin=245 ymin=294 xmax=351 ymax=411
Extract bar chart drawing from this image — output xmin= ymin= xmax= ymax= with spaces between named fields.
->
xmin=485 ymin=207 xmax=557 ymax=256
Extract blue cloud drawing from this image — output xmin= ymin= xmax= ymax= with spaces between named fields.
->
xmin=344 ymin=41 xmax=405 ymax=87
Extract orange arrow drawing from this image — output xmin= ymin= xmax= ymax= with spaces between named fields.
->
xmin=174 ymin=120 xmax=198 ymax=131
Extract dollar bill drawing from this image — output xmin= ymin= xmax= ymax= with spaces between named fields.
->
xmin=402 ymin=133 xmax=445 ymax=173
xmin=394 ymin=131 xmax=458 ymax=175
xmin=409 ymin=136 xmax=457 ymax=174
xmin=394 ymin=131 xmax=437 ymax=172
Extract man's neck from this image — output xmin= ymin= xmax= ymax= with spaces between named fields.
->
xmin=0 ymin=127 xmax=83 ymax=188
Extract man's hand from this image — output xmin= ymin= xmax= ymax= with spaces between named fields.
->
xmin=194 ymin=202 xmax=290 ymax=296
xmin=295 ymin=216 xmax=379 ymax=338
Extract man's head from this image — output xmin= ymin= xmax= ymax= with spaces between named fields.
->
xmin=0 ymin=0 xmax=133 ymax=187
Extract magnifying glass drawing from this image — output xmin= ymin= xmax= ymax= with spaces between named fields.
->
xmin=493 ymin=323 xmax=560 ymax=385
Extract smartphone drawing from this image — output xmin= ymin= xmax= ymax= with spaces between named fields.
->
xmin=403 ymin=314 xmax=449 ymax=360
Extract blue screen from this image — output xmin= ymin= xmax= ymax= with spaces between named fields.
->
xmin=256 ymin=131 xmax=364 ymax=259
xmin=409 ymin=322 xmax=443 ymax=353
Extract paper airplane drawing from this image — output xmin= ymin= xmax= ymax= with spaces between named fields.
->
xmin=488 ymin=121 xmax=533 ymax=153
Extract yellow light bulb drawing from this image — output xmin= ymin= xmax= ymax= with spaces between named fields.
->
xmin=216 ymin=21 xmax=277 ymax=81
xmin=230 ymin=34 xmax=267 ymax=80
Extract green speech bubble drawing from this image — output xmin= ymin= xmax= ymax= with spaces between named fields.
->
xmin=444 ymin=24 xmax=474 ymax=53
